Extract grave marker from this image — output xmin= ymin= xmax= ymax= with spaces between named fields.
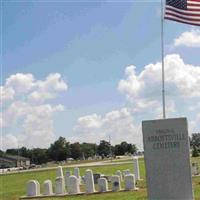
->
xmin=142 ymin=118 xmax=193 ymax=200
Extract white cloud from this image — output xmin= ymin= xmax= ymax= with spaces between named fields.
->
xmin=5 ymin=73 xmax=35 ymax=94
xmin=0 ymin=86 xmax=15 ymax=104
xmin=1 ymin=73 xmax=67 ymax=150
xmin=73 ymin=108 xmax=142 ymax=149
xmin=28 ymin=73 xmax=68 ymax=103
xmin=1 ymin=134 xmax=18 ymax=150
xmin=118 ymin=54 xmax=200 ymax=115
xmin=73 ymin=54 xmax=200 ymax=150
xmin=174 ymin=30 xmax=200 ymax=47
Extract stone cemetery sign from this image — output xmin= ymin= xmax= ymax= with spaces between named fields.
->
xmin=142 ymin=118 xmax=193 ymax=200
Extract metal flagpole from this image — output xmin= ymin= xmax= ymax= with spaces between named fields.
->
xmin=161 ymin=0 xmax=166 ymax=119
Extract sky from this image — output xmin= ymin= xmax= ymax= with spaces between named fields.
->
xmin=1 ymin=0 xmax=200 ymax=151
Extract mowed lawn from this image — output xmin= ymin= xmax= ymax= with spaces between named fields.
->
xmin=0 ymin=158 xmax=200 ymax=200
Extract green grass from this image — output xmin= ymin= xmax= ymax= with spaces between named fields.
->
xmin=0 ymin=158 xmax=200 ymax=200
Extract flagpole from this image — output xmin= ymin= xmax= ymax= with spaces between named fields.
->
xmin=161 ymin=0 xmax=166 ymax=119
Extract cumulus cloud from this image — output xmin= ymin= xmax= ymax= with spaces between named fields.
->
xmin=1 ymin=134 xmax=18 ymax=150
xmin=1 ymin=73 xmax=67 ymax=150
xmin=174 ymin=30 xmax=200 ymax=47
xmin=0 ymin=86 xmax=15 ymax=104
xmin=28 ymin=73 xmax=68 ymax=103
xmin=118 ymin=54 xmax=200 ymax=115
xmin=73 ymin=54 xmax=200 ymax=149
xmin=73 ymin=108 xmax=142 ymax=149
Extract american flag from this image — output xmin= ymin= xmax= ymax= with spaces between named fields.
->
xmin=165 ymin=0 xmax=200 ymax=26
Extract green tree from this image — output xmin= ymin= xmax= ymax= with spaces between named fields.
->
xmin=20 ymin=147 xmax=30 ymax=158
xmin=70 ymin=142 xmax=82 ymax=159
xmin=114 ymin=144 xmax=124 ymax=155
xmin=192 ymin=146 xmax=199 ymax=157
xmin=191 ymin=133 xmax=200 ymax=148
xmin=97 ymin=140 xmax=110 ymax=157
xmin=48 ymin=137 xmax=71 ymax=161
xmin=6 ymin=149 xmax=18 ymax=155
xmin=31 ymin=148 xmax=48 ymax=164
xmin=0 ymin=150 xmax=4 ymax=156
xmin=191 ymin=133 xmax=200 ymax=157
xmin=114 ymin=142 xmax=137 ymax=156
xmin=127 ymin=144 xmax=137 ymax=154
xmin=81 ymin=143 xmax=97 ymax=159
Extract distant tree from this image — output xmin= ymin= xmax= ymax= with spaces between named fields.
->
xmin=6 ymin=149 xmax=18 ymax=155
xmin=70 ymin=142 xmax=82 ymax=159
xmin=192 ymin=146 xmax=199 ymax=157
xmin=20 ymin=147 xmax=30 ymax=158
xmin=191 ymin=133 xmax=200 ymax=157
xmin=81 ymin=143 xmax=97 ymax=159
xmin=114 ymin=144 xmax=124 ymax=155
xmin=0 ymin=150 xmax=4 ymax=156
xmin=190 ymin=133 xmax=200 ymax=148
xmin=97 ymin=140 xmax=110 ymax=157
xmin=120 ymin=141 xmax=129 ymax=154
xmin=48 ymin=137 xmax=70 ymax=161
xmin=114 ymin=142 xmax=137 ymax=156
xmin=127 ymin=144 xmax=137 ymax=154
xmin=30 ymin=148 xmax=48 ymax=164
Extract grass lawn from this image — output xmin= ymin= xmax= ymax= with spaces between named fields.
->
xmin=0 ymin=157 xmax=200 ymax=200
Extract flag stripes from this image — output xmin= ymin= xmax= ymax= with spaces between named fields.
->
xmin=165 ymin=0 xmax=200 ymax=26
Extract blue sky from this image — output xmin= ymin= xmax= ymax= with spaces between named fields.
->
xmin=1 ymin=1 xmax=200 ymax=150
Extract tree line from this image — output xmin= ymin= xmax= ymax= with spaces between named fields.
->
xmin=190 ymin=133 xmax=200 ymax=157
xmin=0 ymin=137 xmax=137 ymax=164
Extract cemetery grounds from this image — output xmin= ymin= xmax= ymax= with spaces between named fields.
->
xmin=0 ymin=157 xmax=200 ymax=200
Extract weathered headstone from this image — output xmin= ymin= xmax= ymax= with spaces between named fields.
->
xmin=55 ymin=176 xmax=66 ymax=195
xmin=65 ymin=170 xmax=71 ymax=189
xmin=35 ymin=180 xmax=40 ymax=195
xmin=123 ymin=169 xmax=130 ymax=178
xmin=56 ymin=166 xmax=64 ymax=177
xmin=133 ymin=157 xmax=140 ymax=180
xmin=27 ymin=180 xmax=40 ymax=197
xmin=110 ymin=175 xmax=121 ymax=192
xmin=74 ymin=167 xmax=81 ymax=184
xmin=74 ymin=167 xmax=80 ymax=178
xmin=98 ymin=178 xmax=108 ymax=192
xmin=115 ymin=170 xmax=123 ymax=181
xmin=124 ymin=174 xmax=136 ymax=190
xmin=142 ymin=118 xmax=194 ymax=200
xmin=85 ymin=169 xmax=95 ymax=193
xmin=68 ymin=175 xmax=80 ymax=194
xmin=43 ymin=180 xmax=53 ymax=195
xmin=191 ymin=163 xmax=199 ymax=176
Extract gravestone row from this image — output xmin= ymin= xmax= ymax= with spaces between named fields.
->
xmin=23 ymin=162 xmax=140 ymax=198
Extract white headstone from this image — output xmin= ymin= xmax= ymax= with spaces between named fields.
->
xmin=65 ymin=170 xmax=71 ymax=189
xmin=55 ymin=176 xmax=66 ymax=195
xmin=68 ymin=175 xmax=80 ymax=194
xmin=35 ymin=180 xmax=40 ymax=195
xmin=124 ymin=174 xmax=136 ymax=190
xmin=142 ymin=118 xmax=194 ymax=200
xmin=74 ymin=167 xmax=80 ymax=178
xmin=56 ymin=166 xmax=64 ymax=178
xmin=115 ymin=170 xmax=123 ymax=181
xmin=27 ymin=180 xmax=40 ymax=196
xmin=85 ymin=169 xmax=95 ymax=193
xmin=110 ymin=175 xmax=121 ymax=192
xmin=74 ymin=167 xmax=81 ymax=184
xmin=98 ymin=178 xmax=108 ymax=192
xmin=123 ymin=169 xmax=130 ymax=177
xmin=43 ymin=180 xmax=53 ymax=195
xmin=133 ymin=157 xmax=140 ymax=180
